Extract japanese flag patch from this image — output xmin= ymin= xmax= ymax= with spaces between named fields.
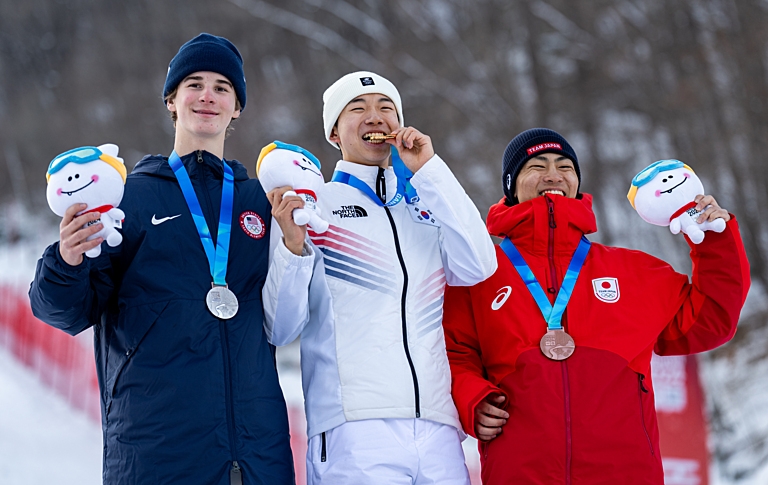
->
xmin=592 ymin=277 xmax=620 ymax=303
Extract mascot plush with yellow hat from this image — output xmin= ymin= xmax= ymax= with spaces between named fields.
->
xmin=628 ymin=159 xmax=725 ymax=244
xmin=256 ymin=140 xmax=329 ymax=234
xmin=46 ymin=143 xmax=127 ymax=257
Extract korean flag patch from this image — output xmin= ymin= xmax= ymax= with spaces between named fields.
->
xmin=409 ymin=205 xmax=441 ymax=227
xmin=592 ymin=277 xmax=620 ymax=303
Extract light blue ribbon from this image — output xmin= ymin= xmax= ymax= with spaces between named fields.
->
xmin=330 ymin=146 xmax=419 ymax=207
xmin=500 ymin=236 xmax=591 ymax=331
xmin=168 ymin=151 xmax=234 ymax=286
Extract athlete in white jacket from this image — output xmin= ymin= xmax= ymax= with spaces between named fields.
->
xmin=263 ymin=71 xmax=496 ymax=485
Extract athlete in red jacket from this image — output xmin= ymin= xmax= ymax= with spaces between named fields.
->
xmin=443 ymin=128 xmax=750 ymax=485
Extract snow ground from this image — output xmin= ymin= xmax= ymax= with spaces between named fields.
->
xmin=0 ymin=345 xmax=103 ymax=485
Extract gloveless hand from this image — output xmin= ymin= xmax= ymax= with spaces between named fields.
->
xmin=59 ymin=203 xmax=103 ymax=266
xmin=267 ymin=186 xmax=307 ymax=256
xmin=386 ymin=126 xmax=435 ymax=173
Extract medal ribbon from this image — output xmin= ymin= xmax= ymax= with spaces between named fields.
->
xmin=168 ymin=151 xmax=234 ymax=287
xmin=390 ymin=146 xmax=419 ymax=204
xmin=500 ymin=236 xmax=591 ymax=330
xmin=330 ymin=146 xmax=418 ymax=206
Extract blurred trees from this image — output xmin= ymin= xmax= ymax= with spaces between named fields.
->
xmin=1 ymin=0 xmax=767 ymax=480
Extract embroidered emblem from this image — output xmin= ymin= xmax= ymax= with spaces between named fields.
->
xmin=592 ymin=277 xmax=620 ymax=303
xmin=409 ymin=205 xmax=441 ymax=227
xmin=240 ymin=211 xmax=265 ymax=239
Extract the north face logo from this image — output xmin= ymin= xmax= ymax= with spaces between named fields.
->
xmin=332 ymin=205 xmax=368 ymax=218
xmin=592 ymin=277 xmax=620 ymax=303
xmin=360 ymin=77 xmax=375 ymax=86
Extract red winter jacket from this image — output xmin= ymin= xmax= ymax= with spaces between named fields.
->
xmin=444 ymin=194 xmax=750 ymax=485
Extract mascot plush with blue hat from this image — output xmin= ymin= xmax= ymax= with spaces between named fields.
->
xmin=46 ymin=143 xmax=127 ymax=257
xmin=257 ymin=141 xmax=329 ymax=233
xmin=628 ymin=160 xmax=725 ymax=244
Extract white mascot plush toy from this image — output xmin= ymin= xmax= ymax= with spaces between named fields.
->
xmin=46 ymin=144 xmax=127 ymax=257
xmin=627 ymin=159 xmax=725 ymax=244
xmin=256 ymin=140 xmax=329 ymax=234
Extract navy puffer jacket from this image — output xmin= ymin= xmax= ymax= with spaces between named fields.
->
xmin=30 ymin=151 xmax=295 ymax=484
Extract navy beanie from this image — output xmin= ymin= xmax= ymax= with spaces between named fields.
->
xmin=163 ymin=33 xmax=247 ymax=110
xmin=502 ymin=128 xmax=580 ymax=205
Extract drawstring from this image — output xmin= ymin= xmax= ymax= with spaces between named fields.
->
xmin=376 ymin=167 xmax=386 ymax=204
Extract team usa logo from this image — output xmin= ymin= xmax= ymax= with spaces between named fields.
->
xmin=239 ymin=211 xmax=266 ymax=239
xmin=592 ymin=277 xmax=620 ymax=303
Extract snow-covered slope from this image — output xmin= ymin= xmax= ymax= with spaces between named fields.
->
xmin=0 ymin=345 xmax=102 ymax=485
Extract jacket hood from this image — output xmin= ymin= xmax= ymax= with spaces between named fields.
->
xmin=131 ymin=150 xmax=250 ymax=181
xmin=487 ymin=193 xmax=598 ymax=256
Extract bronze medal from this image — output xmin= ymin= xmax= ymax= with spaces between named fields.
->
xmin=539 ymin=329 xmax=575 ymax=361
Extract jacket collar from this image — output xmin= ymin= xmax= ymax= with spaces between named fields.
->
xmin=487 ymin=193 xmax=597 ymax=256
xmin=334 ymin=160 xmax=398 ymax=200
xmin=131 ymin=150 xmax=249 ymax=182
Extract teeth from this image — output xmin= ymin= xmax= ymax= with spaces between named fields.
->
xmin=362 ymin=133 xmax=394 ymax=142
xmin=541 ymin=190 xmax=565 ymax=196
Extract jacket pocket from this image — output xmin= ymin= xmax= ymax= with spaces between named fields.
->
xmin=105 ymin=300 xmax=169 ymax=414
xmin=637 ymin=373 xmax=655 ymax=456
xmin=310 ymin=431 xmax=329 ymax=465
xmin=321 ymin=432 xmax=327 ymax=463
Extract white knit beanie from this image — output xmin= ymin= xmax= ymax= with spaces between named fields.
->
xmin=322 ymin=71 xmax=404 ymax=148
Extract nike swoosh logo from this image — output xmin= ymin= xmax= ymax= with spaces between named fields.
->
xmin=151 ymin=214 xmax=182 ymax=225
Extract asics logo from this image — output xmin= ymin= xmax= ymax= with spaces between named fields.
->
xmin=151 ymin=214 xmax=181 ymax=225
xmin=491 ymin=286 xmax=512 ymax=310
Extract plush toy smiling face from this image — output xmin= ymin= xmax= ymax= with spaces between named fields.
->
xmin=255 ymin=141 xmax=324 ymax=193
xmin=46 ymin=144 xmax=126 ymax=216
xmin=291 ymin=153 xmax=323 ymax=178
xmin=629 ymin=160 xmax=704 ymax=226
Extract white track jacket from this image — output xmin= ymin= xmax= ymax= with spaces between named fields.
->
xmin=263 ymin=155 xmax=497 ymax=439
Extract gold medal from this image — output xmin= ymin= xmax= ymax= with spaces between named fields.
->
xmin=539 ymin=329 xmax=575 ymax=360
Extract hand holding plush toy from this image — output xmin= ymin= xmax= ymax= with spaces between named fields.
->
xmin=627 ymin=159 xmax=726 ymax=244
xmin=256 ymin=141 xmax=329 ymax=234
xmin=46 ymin=144 xmax=127 ymax=257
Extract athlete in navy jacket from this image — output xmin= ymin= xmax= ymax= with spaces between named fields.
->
xmin=29 ymin=33 xmax=294 ymax=484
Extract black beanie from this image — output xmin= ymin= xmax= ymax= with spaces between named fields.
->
xmin=163 ymin=33 xmax=247 ymax=110
xmin=502 ymin=128 xmax=580 ymax=205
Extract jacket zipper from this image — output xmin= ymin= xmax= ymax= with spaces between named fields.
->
xmin=221 ymin=322 xmax=241 ymax=484
xmin=546 ymin=197 xmax=558 ymax=296
xmin=321 ymin=432 xmax=327 ymax=462
xmin=378 ymin=168 xmax=421 ymax=417
xmin=562 ymin=361 xmax=572 ymax=485
xmin=229 ymin=461 xmax=242 ymax=485
xmin=385 ymin=205 xmax=421 ymax=417
xmin=638 ymin=374 xmax=655 ymax=456
xmin=197 ymin=150 xmax=241 ymax=484
xmin=547 ymin=196 xmax=572 ymax=485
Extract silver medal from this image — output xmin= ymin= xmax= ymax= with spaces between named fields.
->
xmin=206 ymin=284 xmax=239 ymax=320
